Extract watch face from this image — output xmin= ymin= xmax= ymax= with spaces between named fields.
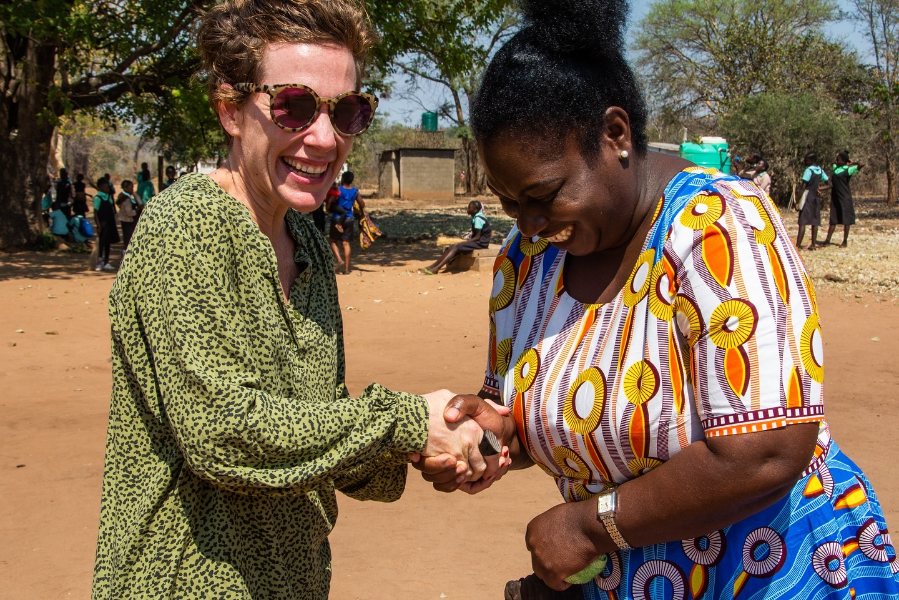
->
xmin=597 ymin=493 xmax=615 ymax=514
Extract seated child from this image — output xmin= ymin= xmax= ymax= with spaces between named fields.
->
xmin=68 ymin=214 xmax=94 ymax=246
xmin=424 ymin=200 xmax=492 ymax=274
xmin=49 ymin=202 xmax=72 ymax=241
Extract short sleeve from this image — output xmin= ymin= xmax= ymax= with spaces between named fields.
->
xmin=472 ymin=214 xmax=487 ymax=230
xmin=802 ymin=167 xmax=813 ymax=182
xmin=820 ymin=170 xmax=829 ymax=182
xmin=848 ymin=165 xmax=859 ymax=177
xmin=666 ymin=179 xmax=824 ymax=437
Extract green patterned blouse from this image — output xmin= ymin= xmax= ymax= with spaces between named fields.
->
xmin=92 ymin=173 xmax=429 ymax=600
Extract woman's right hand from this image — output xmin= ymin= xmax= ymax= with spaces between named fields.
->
xmin=412 ymin=393 xmax=515 ymax=492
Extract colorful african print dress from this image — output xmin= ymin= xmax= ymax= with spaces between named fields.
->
xmin=483 ymin=168 xmax=899 ymax=599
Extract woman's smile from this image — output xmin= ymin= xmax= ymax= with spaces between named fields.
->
xmin=542 ymin=224 xmax=574 ymax=244
xmin=281 ymin=156 xmax=330 ymax=184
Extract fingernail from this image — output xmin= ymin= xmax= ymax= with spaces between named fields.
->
xmin=445 ymin=457 xmax=455 ymax=468
xmin=446 ymin=407 xmax=461 ymax=420
xmin=456 ymin=475 xmax=466 ymax=484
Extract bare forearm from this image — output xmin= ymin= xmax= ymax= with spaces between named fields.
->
xmin=507 ymin=424 xmax=534 ymax=470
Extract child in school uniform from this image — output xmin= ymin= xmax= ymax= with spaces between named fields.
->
xmin=423 ymin=200 xmax=493 ymax=274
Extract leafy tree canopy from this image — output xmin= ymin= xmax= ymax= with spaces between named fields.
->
xmin=634 ymin=0 xmax=856 ymax=117
xmin=721 ymin=92 xmax=853 ymax=204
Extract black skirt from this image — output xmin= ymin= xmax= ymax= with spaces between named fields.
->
xmin=830 ymin=171 xmax=856 ymax=225
xmin=798 ymin=172 xmax=823 ymax=227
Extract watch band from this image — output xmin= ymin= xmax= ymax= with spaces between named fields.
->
xmin=478 ymin=429 xmax=501 ymax=457
xmin=597 ymin=490 xmax=632 ymax=551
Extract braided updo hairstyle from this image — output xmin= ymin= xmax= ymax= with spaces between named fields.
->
xmin=471 ymin=0 xmax=647 ymax=158
xmin=197 ymin=0 xmax=376 ymax=143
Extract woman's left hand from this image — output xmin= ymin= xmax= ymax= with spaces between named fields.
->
xmin=526 ymin=500 xmax=603 ymax=590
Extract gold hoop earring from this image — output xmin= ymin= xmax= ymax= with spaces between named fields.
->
xmin=619 ymin=150 xmax=629 ymax=160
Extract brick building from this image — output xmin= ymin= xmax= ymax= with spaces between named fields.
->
xmin=378 ymin=148 xmax=456 ymax=200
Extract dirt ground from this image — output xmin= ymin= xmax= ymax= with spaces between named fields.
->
xmin=1 ymin=206 xmax=898 ymax=600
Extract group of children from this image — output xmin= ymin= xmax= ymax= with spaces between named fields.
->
xmin=43 ymin=162 xmax=172 ymax=271
xmin=737 ymin=151 xmax=863 ymax=251
xmin=795 ymin=150 xmax=863 ymax=251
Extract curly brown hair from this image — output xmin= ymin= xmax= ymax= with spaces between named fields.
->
xmin=197 ymin=0 xmax=376 ymax=143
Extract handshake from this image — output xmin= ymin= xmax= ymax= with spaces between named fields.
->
xmin=412 ymin=389 xmax=517 ymax=494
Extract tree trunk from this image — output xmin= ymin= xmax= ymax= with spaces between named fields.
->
xmin=886 ymin=155 xmax=896 ymax=206
xmin=461 ymin=137 xmax=486 ymax=195
xmin=0 ymin=37 xmax=58 ymax=251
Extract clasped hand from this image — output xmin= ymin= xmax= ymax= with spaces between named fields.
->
xmin=410 ymin=390 xmax=513 ymax=494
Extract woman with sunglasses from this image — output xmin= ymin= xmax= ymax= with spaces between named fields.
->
xmin=90 ymin=1 xmax=510 ymax=599
xmin=417 ymin=0 xmax=899 ymax=598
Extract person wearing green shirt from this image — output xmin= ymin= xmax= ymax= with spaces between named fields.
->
xmin=136 ymin=162 xmax=156 ymax=205
xmin=824 ymin=151 xmax=863 ymax=248
xmin=90 ymin=2 xmax=509 ymax=599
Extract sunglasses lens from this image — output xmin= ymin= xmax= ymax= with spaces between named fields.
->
xmin=272 ymin=87 xmax=317 ymax=130
xmin=333 ymin=94 xmax=373 ymax=135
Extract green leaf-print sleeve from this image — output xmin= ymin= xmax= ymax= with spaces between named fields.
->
xmin=139 ymin=213 xmax=428 ymax=496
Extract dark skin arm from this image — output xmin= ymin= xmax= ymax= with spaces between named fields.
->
xmin=526 ymin=422 xmax=819 ymax=590
xmin=415 ymin=401 xmax=819 ymax=585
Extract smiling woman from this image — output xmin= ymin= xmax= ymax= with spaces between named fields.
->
xmin=412 ymin=0 xmax=899 ymax=597
xmin=88 ymin=1 xmax=511 ymax=599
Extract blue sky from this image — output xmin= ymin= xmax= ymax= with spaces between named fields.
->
xmin=377 ymin=0 xmax=869 ymax=126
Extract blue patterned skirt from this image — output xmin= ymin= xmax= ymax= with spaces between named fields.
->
xmin=582 ymin=440 xmax=899 ymax=600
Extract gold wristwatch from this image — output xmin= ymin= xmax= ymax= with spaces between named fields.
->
xmin=596 ymin=490 xmax=632 ymax=551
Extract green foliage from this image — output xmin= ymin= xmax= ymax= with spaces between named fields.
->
xmin=122 ymin=80 xmax=226 ymax=166
xmin=34 ymin=231 xmax=58 ymax=251
xmin=848 ymin=0 xmax=899 ymax=204
xmin=367 ymin=0 xmax=517 ymax=87
xmin=0 ymin=0 xmax=208 ymax=117
xmin=721 ymin=92 xmax=852 ymax=204
xmin=635 ymin=0 xmax=855 ymax=117
xmin=366 ymin=0 xmax=518 ymax=193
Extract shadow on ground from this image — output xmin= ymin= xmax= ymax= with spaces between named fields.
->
xmin=0 ymin=249 xmax=117 ymax=282
xmin=351 ymin=241 xmax=438 ymax=270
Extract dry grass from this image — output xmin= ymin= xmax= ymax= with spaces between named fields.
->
xmin=780 ymin=197 xmax=899 ymax=299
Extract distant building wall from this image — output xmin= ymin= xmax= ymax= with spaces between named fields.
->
xmin=378 ymin=151 xmax=399 ymax=198
xmin=398 ymin=149 xmax=456 ymax=200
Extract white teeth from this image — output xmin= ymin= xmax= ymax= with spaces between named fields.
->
xmin=283 ymin=157 xmax=327 ymax=175
xmin=544 ymin=225 xmax=573 ymax=243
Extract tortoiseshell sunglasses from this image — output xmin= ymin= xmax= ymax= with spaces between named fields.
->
xmin=234 ymin=83 xmax=378 ymax=137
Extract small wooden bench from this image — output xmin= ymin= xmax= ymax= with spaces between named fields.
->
xmin=436 ymin=237 xmax=501 ymax=272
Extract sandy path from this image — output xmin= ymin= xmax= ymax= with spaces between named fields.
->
xmin=0 ymin=247 xmax=896 ymax=600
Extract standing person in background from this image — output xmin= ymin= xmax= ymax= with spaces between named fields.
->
xmin=736 ymin=152 xmax=762 ymax=179
xmin=314 ymin=181 xmax=338 ymax=235
xmin=103 ymin=173 xmax=115 ymax=197
xmin=116 ymin=180 xmax=141 ymax=255
xmin=753 ymin=159 xmax=772 ymax=197
xmin=825 ymin=151 xmax=863 ymax=248
xmin=161 ymin=165 xmax=178 ymax=190
xmin=329 ymin=171 xmax=360 ymax=274
xmin=93 ymin=178 xmax=119 ymax=271
xmin=73 ymin=173 xmax=91 ymax=216
xmin=56 ymin=168 xmax=74 ymax=218
xmin=796 ymin=151 xmax=830 ymax=251
xmin=136 ymin=163 xmax=156 ymax=205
